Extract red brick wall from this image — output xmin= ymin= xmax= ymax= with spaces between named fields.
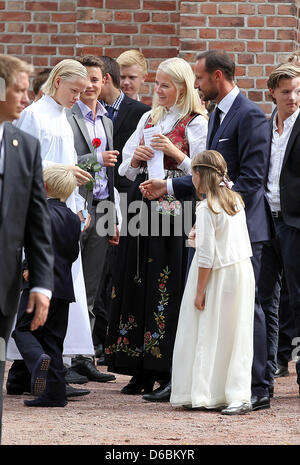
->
xmin=0 ymin=0 xmax=299 ymax=112
xmin=180 ymin=0 xmax=299 ymax=115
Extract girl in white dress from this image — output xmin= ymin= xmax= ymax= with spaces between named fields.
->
xmin=8 ymin=60 xmax=95 ymax=360
xmin=171 ymin=150 xmax=255 ymax=415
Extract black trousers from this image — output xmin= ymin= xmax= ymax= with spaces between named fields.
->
xmin=10 ymin=289 xmax=69 ymax=400
xmin=259 ymin=218 xmax=300 ymax=386
xmin=0 ymin=310 xmax=16 ymax=443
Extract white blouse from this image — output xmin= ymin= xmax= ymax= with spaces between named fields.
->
xmin=14 ymin=95 xmax=84 ymax=213
xmin=119 ymin=107 xmax=208 ymax=181
xmin=195 ymin=198 xmax=253 ymax=270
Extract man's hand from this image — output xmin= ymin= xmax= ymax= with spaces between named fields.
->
xmin=26 ymin=292 xmax=50 ymax=331
xmin=68 ymin=165 xmax=93 ymax=186
xmin=102 ymin=150 xmax=119 ymax=167
xmin=109 ymin=224 xmax=120 ymax=246
xmin=139 ymin=178 xmax=167 ymax=200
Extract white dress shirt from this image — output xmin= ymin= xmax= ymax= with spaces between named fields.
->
xmin=118 ymin=107 xmax=208 ymax=185
xmin=266 ymin=108 xmax=300 ymax=212
xmin=76 ymin=100 xmax=109 ymax=200
xmin=216 ymin=85 xmax=240 ymax=124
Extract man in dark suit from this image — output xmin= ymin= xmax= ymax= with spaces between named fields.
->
xmin=66 ymin=55 xmax=118 ymax=383
xmin=0 ymin=55 xmax=53 ymax=439
xmin=258 ymin=63 xmax=300 ymax=397
xmin=140 ymin=51 xmax=272 ymax=412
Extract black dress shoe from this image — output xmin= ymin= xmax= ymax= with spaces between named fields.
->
xmin=66 ymin=383 xmax=90 ymax=397
xmin=251 ymin=395 xmax=270 ymax=411
xmin=143 ymin=382 xmax=171 ymax=402
xmin=72 ymin=360 xmax=116 ymax=382
xmin=65 ymin=368 xmax=89 ymax=384
xmin=31 ymin=353 xmax=51 ymax=396
xmin=24 ymin=396 xmax=67 ymax=407
xmin=6 ymin=382 xmax=31 ymax=395
xmin=221 ymin=402 xmax=252 ymax=415
xmin=274 ymin=364 xmax=289 ymax=378
xmin=121 ymin=376 xmax=154 ymax=395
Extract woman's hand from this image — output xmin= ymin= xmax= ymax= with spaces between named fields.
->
xmin=194 ymin=291 xmax=205 ymax=311
xmin=150 ymin=134 xmax=185 ymax=164
xmin=131 ymin=145 xmax=154 ymax=168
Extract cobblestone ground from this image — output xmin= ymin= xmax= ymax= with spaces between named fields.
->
xmin=2 ymin=361 xmax=300 ymax=446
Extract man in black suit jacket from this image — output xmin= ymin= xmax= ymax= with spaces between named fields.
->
xmin=259 ymin=63 xmax=300 ymax=397
xmin=0 ymin=55 xmax=53 ymax=439
xmin=140 ymin=51 xmax=272 ymax=412
xmin=98 ymin=56 xmax=151 ymax=194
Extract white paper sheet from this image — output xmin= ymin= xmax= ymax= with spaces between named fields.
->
xmin=143 ymin=125 xmax=165 ymax=180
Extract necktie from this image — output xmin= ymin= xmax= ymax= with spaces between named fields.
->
xmin=209 ymin=106 xmax=222 ymax=147
xmin=105 ymin=106 xmax=115 ymax=121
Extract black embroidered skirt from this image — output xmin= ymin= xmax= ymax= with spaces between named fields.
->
xmin=105 ymin=173 xmax=194 ymax=379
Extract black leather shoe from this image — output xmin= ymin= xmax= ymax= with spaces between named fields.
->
xmin=251 ymin=395 xmax=270 ymax=411
xmin=65 ymin=368 xmax=89 ymax=384
xmin=72 ymin=360 xmax=116 ymax=382
xmin=269 ymin=385 xmax=274 ymax=398
xmin=143 ymin=382 xmax=171 ymax=402
xmin=66 ymin=383 xmax=90 ymax=397
xmin=221 ymin=402 xmax=252 ymax=415
xmin=31 ymin=353 xmax=51 ymax=396
xmin=6 ymin=382 xmax=31 ymax=395
xmin=121 ymin=376 xmax=154 ymax=395
xmin=274 ymin=364 xmax=289 ymax=378
xmin=24 ymin=396 xmax=67 ymax=407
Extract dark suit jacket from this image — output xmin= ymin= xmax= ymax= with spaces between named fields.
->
xmin=66 ymin=103 xmax=115 ymax=213
xmin=0 ymin=123 xmax=54 ymax=317
xmin=173 ymin=92 xmax=272 ymax=243
xmin=47 ymin=198 xmax=81 ymax=303
xmin=266 ymin=111 xmax=300 ymax=230
xmin=112 ymin=94 xmax=151 ymax=193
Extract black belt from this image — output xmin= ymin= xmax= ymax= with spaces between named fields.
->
xmin=92 ymin=198 xmax=108 ymax=206
xmin=272 ymin=211 xmax=282 ymax=219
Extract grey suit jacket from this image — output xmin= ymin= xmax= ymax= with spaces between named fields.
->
xmin=66 ymin=104 xmax=115 ymax=214
xmin=0 ymin=123 xmax=54 ymax=316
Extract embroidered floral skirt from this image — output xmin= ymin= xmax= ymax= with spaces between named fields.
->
xmin=105 ymin=174 xmax=194 ymax=378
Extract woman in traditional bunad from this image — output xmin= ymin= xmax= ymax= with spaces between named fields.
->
xmin=105 ymin=57 xmax=208 ymax=399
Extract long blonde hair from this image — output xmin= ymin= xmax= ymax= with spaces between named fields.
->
xmin=151 ymin=57 xmax=207 ymax=125
xmin=191 ymin=150 xmax=244 ymax=216
xmin=42 ymin=59 xmax=88 ymax=96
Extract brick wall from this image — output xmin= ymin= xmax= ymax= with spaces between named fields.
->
xmin=0 ymin=0 xmax=299 ymax=111
xmin=180 ymin=0 xmax=300 ymax=114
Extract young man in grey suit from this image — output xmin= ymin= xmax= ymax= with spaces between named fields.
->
xmin=0 ymin=54 xmax=53 ymax=442
xmin=66 ymin=55 xmax=119 ymax=383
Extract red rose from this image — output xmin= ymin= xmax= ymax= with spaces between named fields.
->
xmin=92 ymin=138 xmax=101 ymax=148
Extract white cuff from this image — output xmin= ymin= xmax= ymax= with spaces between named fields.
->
xmin=166 ymin=178 xmax=174 ymax=196
xmin=30 ymin=287 xmax=52 ymax=300
xmin=177 ymin=155 xmax=191 ymax=175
